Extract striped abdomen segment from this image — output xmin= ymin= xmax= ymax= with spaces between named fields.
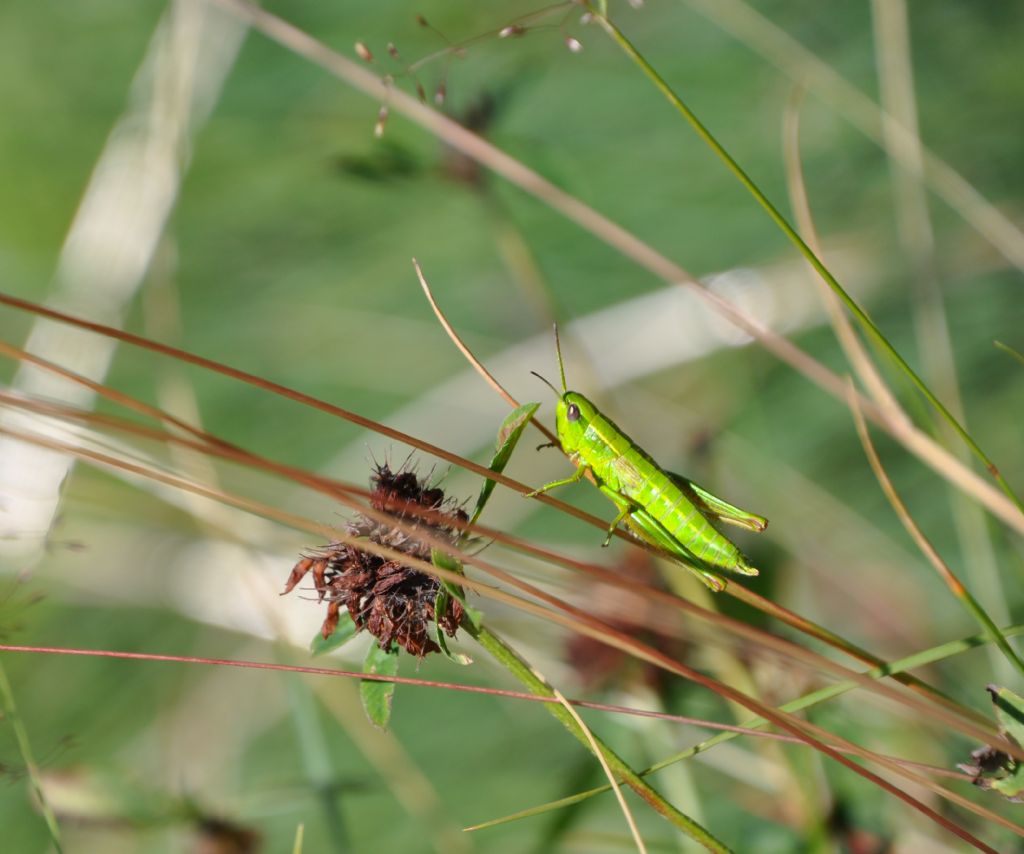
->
xmin=630 ymin=468 xmax=744 ymax=571
xmin=580 ymin=413 xmax=745 ymax=572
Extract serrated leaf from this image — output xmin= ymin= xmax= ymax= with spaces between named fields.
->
xmin=469 ymin=402 xmax=540 ymax=528
xmin=361 ymin=642 xmax=400 ymax=729
xmin=309 ymin=612 xmax=359 ymax=657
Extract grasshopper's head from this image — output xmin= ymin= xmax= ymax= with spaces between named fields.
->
xmin=532 ymin=324 xmax=597 ymax=453
xmin=554 ymin=391 xmax=597 ymax=454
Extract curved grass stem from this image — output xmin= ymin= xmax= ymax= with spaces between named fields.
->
xmin=0 ymin=660 xmax=64 ymax=853
xmin=463 ymin=620 xmax=732 ymax=852
xmin=849 ymin=383 xmax=1024 ymax=680
xmin=469 ymin=623 xmax=1024 ymax=835
xmin=588 ymin=7 xmax=1023 ymax=518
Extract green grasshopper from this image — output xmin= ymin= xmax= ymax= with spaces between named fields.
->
xmin=526 ymin=328 xmax=767 ymax=592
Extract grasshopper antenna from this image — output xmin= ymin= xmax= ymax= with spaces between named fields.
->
xmin=553 ymin=323 xmax=567 ymax=392
xmin=530 ymin=371 xmax=560 ymax=398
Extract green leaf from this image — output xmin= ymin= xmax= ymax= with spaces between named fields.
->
xmin=430 ymin=549 xmax=474 ymax=663
xmin=433 ymin=587 xmax=473 ymax=665
xmin=993 ymin=764 xmax=1024 ymax=800
xmin=990 ymin=684 xmax=1024 ymax=747
xmin=360 ymin=642 xmax=400 ymax=729
xmin=431 ymin=548 xmax=483 ymax=629
xmin=309 ymin=612 xmax=359 ymax=657
xmin=431 ymin=547 xmax=464 ymax=591
xmin=961 ymin=685 xmax=1024 ymax=801
xmin=461 ymin=602 xmax=484 ymax=630
xmin=469 ymin=402 xmax=540 ymax=528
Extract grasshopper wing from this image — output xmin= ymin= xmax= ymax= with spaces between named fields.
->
xmin=623 ymin=508 xmax=730 ymax=592
xmin=667 ymin=472 xmax=767 ymax=533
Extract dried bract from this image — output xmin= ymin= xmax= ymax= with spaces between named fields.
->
xmin=284 ymin=463 xmax=467 ymax=657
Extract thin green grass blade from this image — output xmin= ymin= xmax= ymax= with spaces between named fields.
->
xmin=590 ymin=7 xmax=1023 ymax=517
xmin=463 ymin=621 xmax=732 ymax=852
xmin=285 ymin=674 xmax=349 ymax=848
xmin=995 ymin=341 xmax=1024 ymax=367
xmin=470 ymin=623 xmax=1024 ymax=830
xmin=0 ymin=660 xmax=64 ymax=853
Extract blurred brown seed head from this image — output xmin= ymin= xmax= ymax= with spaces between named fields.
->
xmin=283 ymin=462 xmax=467 ymax=657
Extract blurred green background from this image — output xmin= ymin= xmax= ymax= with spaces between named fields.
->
xmin=1 ymin=0 xmax=1022 ymax=851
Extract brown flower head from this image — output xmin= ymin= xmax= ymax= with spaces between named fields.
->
xmin=283 ymin=462 xmax=467 ymax=657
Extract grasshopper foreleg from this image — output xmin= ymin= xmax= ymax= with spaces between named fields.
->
xmin=524 ymin=463 xmax=589 ymax=499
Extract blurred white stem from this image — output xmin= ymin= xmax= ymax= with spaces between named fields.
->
xmin=0 ymin=0 xmax=246 ymax=567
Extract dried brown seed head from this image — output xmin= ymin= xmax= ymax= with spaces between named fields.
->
xmin=284 ymin=462 xmax=467 ymax=657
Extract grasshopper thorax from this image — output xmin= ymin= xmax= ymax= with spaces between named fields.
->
xmin=555 ymin=391 xmax=598 ymax=454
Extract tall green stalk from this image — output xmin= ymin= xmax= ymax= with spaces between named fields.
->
xmin=463 ymin=620 xmax=733 ymax=853
xmin=471 ymin=622 xmax=1024 ymax=830
xmin=588 ymin=6 xmax=1023 ymax=518
xmin=0 ymin=659 xmax=64 ymax=853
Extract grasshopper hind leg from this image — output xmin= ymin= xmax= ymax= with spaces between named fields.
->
xmin=623 ymin=507 xmax=729 ymax=593
xmin=585 ymin=484 xmax=744 ymax=593
xmin=598 ymin=487 xmax=635 ymax=548
xmin=667 ymin=472 xmax=768 ymax=533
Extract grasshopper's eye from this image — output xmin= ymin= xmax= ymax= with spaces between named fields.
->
xmin=566 ymin=403 xmax=581 ymax=422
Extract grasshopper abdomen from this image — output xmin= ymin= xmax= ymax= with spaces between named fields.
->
xmin=575 ymin=402 xmax=755 ymax=577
